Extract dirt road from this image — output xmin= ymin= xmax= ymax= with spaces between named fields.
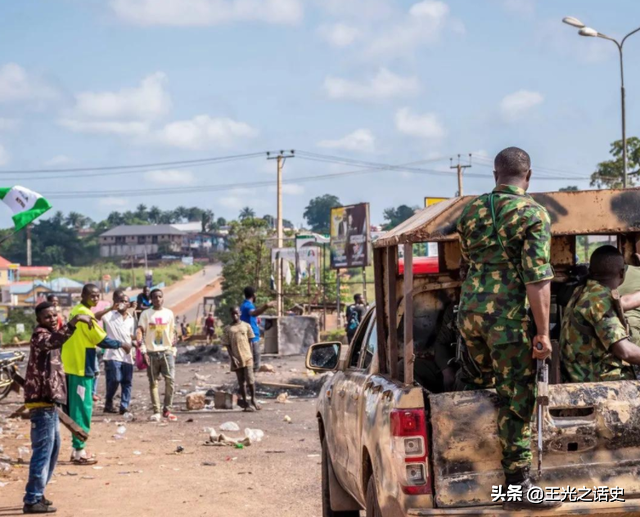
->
xmin=0 ymin=353 xmax=325 ymax=517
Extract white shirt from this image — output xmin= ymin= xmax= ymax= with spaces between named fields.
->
xmin=138 ymin=307 xmax=175 ymax=354
xmin=103 ymin=311 xmax=135 ymax=364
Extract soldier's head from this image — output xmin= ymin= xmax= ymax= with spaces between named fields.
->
xmin=36 ymin=302 xmax=57 ymax=332
xmin=494 ymin=147 xmax=532 ymax=190
xmin=589 ymin=245 xmax=625 ymax=288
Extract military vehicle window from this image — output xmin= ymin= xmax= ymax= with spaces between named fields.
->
xmin=576 ymin=235 xmax=617 ymax=263
xmin=348 ymin=309 xmax=372 ymax=369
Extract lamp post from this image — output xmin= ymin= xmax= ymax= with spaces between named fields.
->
xmin=563 ymin=16 xmax=640 ymax=189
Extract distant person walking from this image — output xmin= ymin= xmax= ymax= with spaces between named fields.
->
xmin=102 ymin=290 xmax=135 ymax=416
xmin=136 ymin=289 xmax=178 ymax=422
xmin=221 ymin=307 xmax=260 ymax=411
xmin=61 ymin=284 xmax=129 ymax=465
xmin=240 ymin=287 xmax=274 ymax=372
xmin=345 ymin=294 xmax=367 ymax=343
xmin=204 ymin=312 xmax=216 ymax=344
xmin=23 ymin=302 xmax=93 ymax=514
xmin=135 ymin=286 xmax=151 ymax=319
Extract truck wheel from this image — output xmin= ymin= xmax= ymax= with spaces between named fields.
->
xmin=365 ymin=475 xmax=383 ymax=517
xmin=0 ymin=368 xmax=13 ymax=401
xmin=322 ymin=438 xmax=359 ymax=517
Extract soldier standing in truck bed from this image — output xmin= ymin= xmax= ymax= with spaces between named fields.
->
xmin=456 ymin=147 xmax=560 ymax=510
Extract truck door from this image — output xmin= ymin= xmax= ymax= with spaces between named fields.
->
xmin=330 ymin=309 xmax=374 ymax=485
xmin=341 ymin=313 xmax=378 ymax=500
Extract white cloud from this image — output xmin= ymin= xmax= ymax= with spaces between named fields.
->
xmin=143 ymin=169 xmax=195 ymax=185
xmin=0 ymin=63 xmax=57 ymax=104
xmin=58 ymin=119 xmax=150 ymax=137
xmin=500 ymin=90 xmax=544 ymax=122
xmin=99 ymin=197 xmax=128 ymax=207
xmin=155 ymin=115 xmax=258 ymax=150
xmin=0 ymin=144 xmax=9 ymax=166
xmin=111 ymin=0 xmax=303 ymax=26
xmin=324 ymin=68 xmax=419 ymax=102
xmin=318 ymin=129 xmax=376 ymax=152
xmin=219 ymin=188 xmax=257 ymax=210
xmin=502 ymin=0 xmax=535 ymax=16
xmin=318 ymin=23 xmax=360 ymax=47
xmin=45 ymin=155 xmax=73 ymax=166
xmin=364 ymin=0 xmax=462 ymax=59
xmin=73 ymin=73 xmax=171 ymax=121
xmin=395 ymin=107 xmax=446 ymax=140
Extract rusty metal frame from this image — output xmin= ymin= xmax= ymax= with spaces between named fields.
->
xmin=387 ymin=246 xmax=399 ymax=380
xmin=403 ymin=243 xmax=414 ymax=385
xmin=373 ymin=247 xmax=388 ymax=374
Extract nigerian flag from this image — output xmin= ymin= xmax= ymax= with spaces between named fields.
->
xmin=0 ymin=186 xmax=52 ymax=232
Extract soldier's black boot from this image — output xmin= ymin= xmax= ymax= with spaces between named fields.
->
xmin=502 ymin=468 xmax=562 ymax=511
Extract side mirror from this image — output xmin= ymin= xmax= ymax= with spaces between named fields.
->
xmin=306 ymin=342 xmax=342 ymax=372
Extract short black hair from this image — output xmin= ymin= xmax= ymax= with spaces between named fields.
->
xmin=36 ymin=301 xmax=54 ymax=316
xmin=494 ymin=147 xmax=531 ymax=179
xmin=112 ymin=289 xmax=126 ymax=301
xmin=82 ymin=284 xmax=99 ymax=297
xmin=150 ymin=288 xmax=162 ymax=297
xmin=589 ymin=245 xmax=624 ymax=280
xmin=46 ymin=294 xmax=58 ymax=302
xmin=354 ymin=293 xmax=362 ymax=302
xmin=230 ymin=306 xmax=240 ymax=314
xmin=244 ymin=286 xmax=255 ymax=299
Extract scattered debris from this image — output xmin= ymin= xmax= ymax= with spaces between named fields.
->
xmin=194 ymin=373 xmax=211 ymax=382
xmin=258 ymin=364 xmax=275 ymax=373
xmin=133 ymin=451 xmax=142 ymax=456
xmin=177 ymin=345 xmax=224 ymax=364
xmin=307 ymin=454 xmax=320 ymax=458
xmin=0 ymin=481 xmax=8 ymax=488
xmin=175 ymin=446 xmax=184 ymax=454
xmin=214 ymin=391 xmax=236 ymax=410
xmin=260 ymin=381 xmax=304 ymax=390
xmin=0 ymin=462 xmax=11 ymax=474
xmin=283 ymin=415 xmax=292 ymax=424
xmin=205 ymin=433 xmax=251 ymax=448
xmin=202 ymin=462 xmax=217 ymax=467
xmin=220 ymin=421 xmax=240 ymax=432
xmin=116 ymin=425 xmax=127 ymax=435
xmin=265 ymin=451 xmax=285 ymax=454
xmin=17 ymin=447 xmax=30 ymax=463
xmin=186 ymin=392 xmax=207 ymax=411
xmin=276 ymin=392 xmax=290 ymax=404
xmin=244 ymin=428 xmax=264 ymax=443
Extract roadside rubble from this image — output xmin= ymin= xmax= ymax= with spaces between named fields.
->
xmin=176 ymin=345 xmax=225 ymax=364
xmin=203 ymin=425 xmax=265 ymax=448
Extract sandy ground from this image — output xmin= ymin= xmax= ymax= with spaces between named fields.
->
xmin=0 ymin=352 xmax=326 ymax=517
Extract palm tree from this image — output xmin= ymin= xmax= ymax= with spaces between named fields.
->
xmin=187 ymin=207 xmax=204 ymax=222
xmin=239 ymin=207 xmax=256 ymax=220
xmin=148 ymin=206 xmax=162 ymax=224
xmin=135 ymin=204 xmax=148 ymax=221
xmin=65 ymin=211 xmax=83 ymax=229
xmin=174 ymin=206 xmax=188 ymax=222
xmin=201 ymin=210 xmax=214 ymax=233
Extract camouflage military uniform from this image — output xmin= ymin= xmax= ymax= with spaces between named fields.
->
xmin=561 ymin=279 xmax=634 ymax=383
xmin=456 ymin=184 xmax=553 ymax=475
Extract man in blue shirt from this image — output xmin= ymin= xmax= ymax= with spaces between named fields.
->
xmin=240 ymin=286 xmax=274 ymax=372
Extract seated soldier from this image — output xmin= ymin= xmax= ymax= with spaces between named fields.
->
xmin=618 ymin=253 xmax=640 ymax=344
xmin=561 ymin=245 xmax=640 ymax=383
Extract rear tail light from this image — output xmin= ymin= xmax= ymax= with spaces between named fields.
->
xmin=391 ymin=409 xmax=431 ymax=495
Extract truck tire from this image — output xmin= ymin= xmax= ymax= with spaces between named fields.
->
xmin=0 ymin=368 xmax=13 ymax=401
xmin=365 ymin=475 xmax=383 ymax=517
xmin=322 ymin=438 xmax=359 ymax=517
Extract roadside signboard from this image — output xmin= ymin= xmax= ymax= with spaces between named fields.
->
xmin=424 ymin=197 xmax=449 ymax=207
xmin=330 ymin=203 xmax=370 ymax=269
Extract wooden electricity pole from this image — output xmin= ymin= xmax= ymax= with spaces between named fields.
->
xmin=267 ymin=150 xmax=295 ymax=317
xmin=450 ymin=153 xmax=473 ymax=197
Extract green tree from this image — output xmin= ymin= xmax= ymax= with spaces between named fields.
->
xmin=148 ymin=206 xmax=162 ymax=224
xmin=383 ymin=205 xmax=417 ymax=230
xmin=187 ymin=207 xmax=204 ymax=222
xmin=173 ymin=206 xmax=188 ymax=222
xmin=216 ymin=217 xmax=227 ymax=228
xmin=239 ymin=207 xmax=256 ymax=220
xmin=303 ymin=194 xmax=340 ymax=234
xmin=559 ymin=186 xmax=579 ymax=192
xmin=65 ymin=211 xmax=84 ymax=229
xmin=201 ymin=209 xmax=214 ymax=233
xmin=216 ymin=218 xmax=273 ymax=325
xmin=591 ymin=137 xmax=640 ymax=189
xmin=263 ymin=214 xmax=275 ymax=229
xmin=135 ymin=204 xmax=148 ymax=221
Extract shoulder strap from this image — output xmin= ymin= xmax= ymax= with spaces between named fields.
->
xmin=489 ymin=192 xmax=527 ymax=285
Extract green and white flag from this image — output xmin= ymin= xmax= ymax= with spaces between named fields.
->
xmin=0 ymin=186 xmax=52 ymax=232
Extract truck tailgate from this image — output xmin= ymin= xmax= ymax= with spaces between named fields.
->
xmin=408 ymin=500 xmax=640 ymax=516
xmin=429 ymin=381 xmax=640 ymax=508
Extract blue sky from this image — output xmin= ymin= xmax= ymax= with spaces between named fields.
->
xmin=0 ymin=0 xmax=638 ymax=228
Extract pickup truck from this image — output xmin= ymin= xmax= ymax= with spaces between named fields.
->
xmin=306 ymin=188 xmax=640 ymax=517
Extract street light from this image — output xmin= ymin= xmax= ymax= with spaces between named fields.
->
xmin=564 ymin=17 xmax=640 ymax=189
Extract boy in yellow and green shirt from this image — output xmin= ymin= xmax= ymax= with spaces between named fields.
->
xmin=61 ymin=284 xmax=130 ymax=465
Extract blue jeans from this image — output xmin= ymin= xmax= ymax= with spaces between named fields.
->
xmin=104 ymin=360 xmax=134 ymax=412
xmin=24 ymin=407 xmax=60 ymax=505
xmin=92 ymin=354 xmax=100 ymax=397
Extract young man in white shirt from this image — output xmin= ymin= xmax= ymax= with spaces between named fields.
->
xmin=102 ymin=289 xmax=136 ymax=416
xmin=136 ymin=289 xmax=177 ymax=422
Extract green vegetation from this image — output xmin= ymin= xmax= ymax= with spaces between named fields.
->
xmin=383 ymin=204 xmax=418 ymax=230
xmin=303 ymin=194 xmax=341 ymax=234
xmin=591 ymin=136 xmax=640 ymax=189
xmin=52 ymin=262 xmax=203 ymax=289
xmin=0 ymin=308 xmax=37 ymax=345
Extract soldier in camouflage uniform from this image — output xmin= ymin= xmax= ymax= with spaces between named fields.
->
xmin=456 ymin=147 xmax=559 ymax=510
xmin=561 ymin=245 xmax=640 ymax=382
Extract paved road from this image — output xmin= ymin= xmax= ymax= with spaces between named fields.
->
xmin=163 ymin=263 xmax=222 ymax=308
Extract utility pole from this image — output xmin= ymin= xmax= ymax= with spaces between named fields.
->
xmin=450 ymin=153 xmax=473 ymax=197
xmin=267 ymin=150 xmax=295 ymax=317
xmin=26 ymin=224 xmax=32 ymax=266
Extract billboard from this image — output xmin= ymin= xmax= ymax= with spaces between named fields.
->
xmin=424 ymin=197 xmax=448 ymax=207
xmin=330 ymin=203 xmax=370 ymax=269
